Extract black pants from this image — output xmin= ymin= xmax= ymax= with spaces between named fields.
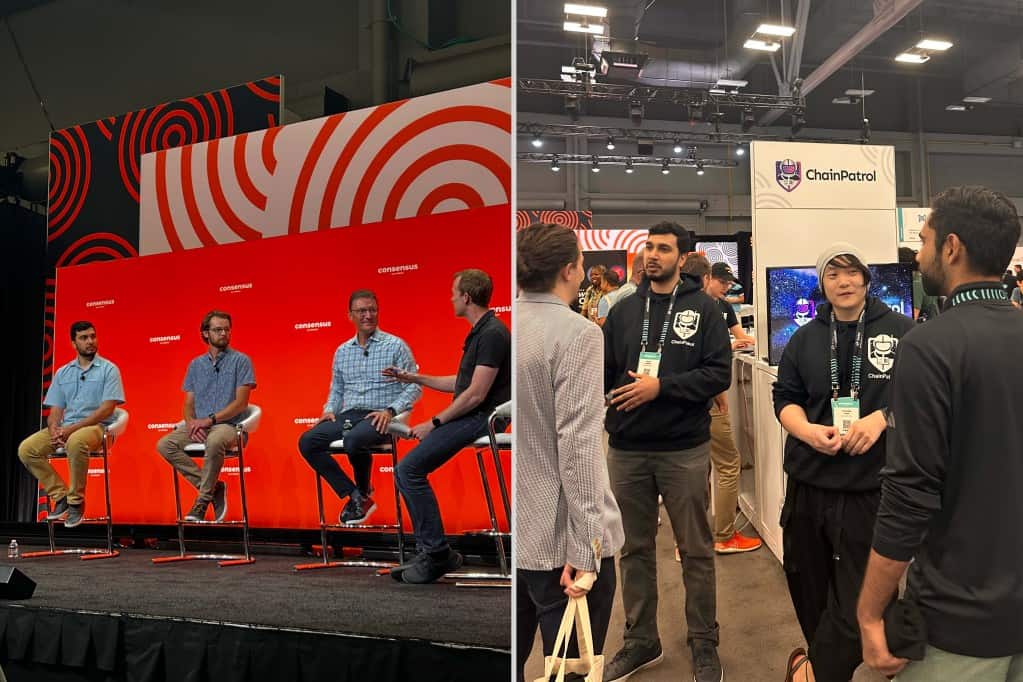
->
xmin=297 ymin=409 xmax=387 ymax=499
xmin=780 ymin=479 xmax=880 ymax=682
xmin=516 ymin=558 xmax=616 ymax=682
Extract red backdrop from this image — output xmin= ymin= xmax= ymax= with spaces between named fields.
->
xmin=52 ymin=205 xmax=510 ymax=532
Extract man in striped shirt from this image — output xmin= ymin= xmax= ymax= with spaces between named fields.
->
xmin=297 ymin=290 xmax=421 ymax=525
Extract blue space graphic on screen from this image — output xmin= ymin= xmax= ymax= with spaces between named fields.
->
xmin=766 ymin=263 xmax=912 ymax=365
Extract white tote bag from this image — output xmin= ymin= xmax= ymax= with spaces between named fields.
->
xmin=535 ymin=594 xmax=604 ymax=682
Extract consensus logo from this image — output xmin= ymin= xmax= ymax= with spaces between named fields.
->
xmin=85 ymin=299 xmax=115 ymax=308
xmin=294 ymin=417 xmax=318 ymax=425
xmin=378 ymin=263 xmax=419 ymax=275
xmin=147 ymin=422 xmax=179 ymax=430
xmin=295 ymin=321 xmax=331 ymax=331
xmin=776 ymin=158 xmax=876 ymax=192
xmin=149 ymin=335 xmax=181 ymax=344
xmin=219 ymin=282 xmax=253 ymax=293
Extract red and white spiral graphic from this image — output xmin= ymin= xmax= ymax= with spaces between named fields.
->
xmin=48 ymin=126 xmax=92 ymax=243
xmin=139 ymin=80 xmax=509 ymax=255
xmin=55 ymin=233 xmax=139 ymax=268
xmin=576 ymin=229 xmax=648 ymax=254
xmin=537 ymin=210 xmax=585 ymax=229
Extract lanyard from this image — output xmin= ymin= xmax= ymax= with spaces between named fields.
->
xmin=830 ymin=307 xmax=866 ymax=400
xmin=641 ymin=282 xmax=680 ymax=353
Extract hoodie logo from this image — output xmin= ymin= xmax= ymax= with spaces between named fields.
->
xmin=868 ymin=334 xmax=898 ymax=373
xmin=673 ymin=310 xmax=701 ymax=340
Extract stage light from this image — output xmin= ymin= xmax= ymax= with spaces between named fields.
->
xmin=591 ymin=156 xmax=600 ymax=172
xmin=962 ymin=96 xmax=991 ymax=104
xmin=861 ymin=117 xmax=872 ymax=143
xmin=564 ymin=3 xmax=607 ymax=18
xmin=661 ymin=158 xmax=670 ymax=175
xmin=606 ymin=136 xmax=615 ymax=150
xmin=741 ymin=108 xmax=755 ymax=132
xmin=735 ymin=146 xmax=745 ymax=156
xmin=551 ymin=156 xmax=561 ymax=171
xmin=744 ymin=38 xmax=781 ymax=52
xmin=673 ymin=139 xmax=683 ymax=154
xmin=756 ymin=23 xmax=796 ymax=37
xmin=895 ymin=52 xmax=929 ymax=64
xmin=696 ymin=162 xmax=705 ymax=176
xmin=916 ymin=38 xmax=953 ymax=51
xmin=531 ymin=133 xmax=543 ymax=148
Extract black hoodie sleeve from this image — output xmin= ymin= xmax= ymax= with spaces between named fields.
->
xmin=603 ymin=301 xmax=620 ymax=395
xmin=872 ymin=333 xmax=950 ymax=561
xmin=658 ymin=297 xmax=732 ymax=403
xmin=773 ymin=330 xmax=809 ymax=419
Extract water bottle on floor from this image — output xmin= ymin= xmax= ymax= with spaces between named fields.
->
xmin=8 ymin=540 xmax=18 ymax=559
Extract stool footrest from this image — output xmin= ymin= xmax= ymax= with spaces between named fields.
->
xmin=462 ymin=530 xmax=510 ymax=538
xmin=294 ymin=559 xmax=397 ymax=571
xmin=323 ymin=523 xmax=401 ymax=531
xmin=21 ymin=548 xmax=119 ymax=560
xmin=176 ymin=520 xmax=246 ymax=526
xmin=445 ymin=571 xmax=512 ymax=581
xmin=153 ymin=553 xmax=253 ymax=566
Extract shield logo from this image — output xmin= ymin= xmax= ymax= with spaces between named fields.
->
xmin=673 ymin=310 xmax=701 ymax=340
xmin=776 ymin=158 xmax=802 ymax=192
xmin=793 ymin=297 xmax=815 ymax=327
xmin=868 ymin=334 xmax=898 ymax=373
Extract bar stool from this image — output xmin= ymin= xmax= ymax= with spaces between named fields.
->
xmin=295 ymin=413 xmax=411 ymax=571
xmin=152 ymin=405 xmax=261 ymax=568
xmin=23 ymin=408 xmax=129 ymax=561
xmin=451 ymin=400 xmax=511 ymax=585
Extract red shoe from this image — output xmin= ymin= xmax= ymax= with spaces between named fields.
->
xmin=714 ymin=531 xmax=762 ymax=554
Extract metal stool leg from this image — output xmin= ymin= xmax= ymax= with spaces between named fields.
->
xmin=476 ymin=450 xmax=508 ymax=575
xmin=219 ymin=431 xmax=255 ymax=567
xmin=391 ymin=437 xmax=406 ymax=564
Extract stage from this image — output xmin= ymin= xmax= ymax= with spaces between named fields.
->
xmin=0 ymin=546 xmax=510 ymax=681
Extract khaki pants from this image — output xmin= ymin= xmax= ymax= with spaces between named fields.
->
xmin=156 ymin=424 xmax=239 ymax=502
xmin=897 ymin=645 xmax=1023 ymax=682
xmin=18 ymin=426 xmax=103 ymax=506
xmin=709 ymin=405 xmax=740 ymax=543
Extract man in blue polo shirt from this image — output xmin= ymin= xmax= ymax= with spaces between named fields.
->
xmin=383 ymin=269 xmax=511 ymax=584
xmin=297 ymin=289 xmax=421 ymax=525
xmin=18 ymin=321 xmax=125 ymax=528
xmin=156 ymin=310 xmax=256 ymax=523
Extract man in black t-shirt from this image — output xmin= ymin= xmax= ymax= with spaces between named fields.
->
xmin=383 ymin=269 xmax=510 ymax=584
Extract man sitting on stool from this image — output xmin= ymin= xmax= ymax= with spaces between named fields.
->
xmin=383 ymin=269 xmax=511 ymax=584
xmin=18 ymin=321 xmax=125 ymax=528
xmin=297 ymin=289 xmax=421 ymax=524
xmin=156 ymin=310 xmax=256 ymax=523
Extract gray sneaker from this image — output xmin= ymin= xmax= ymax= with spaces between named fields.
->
xmin=47 ymin=497 xmax=70 ymax=521
xmin=691 ymin=639 xmax=722 ymax=682
xmin=64 ymin=503 xmax=84 ymax=528
xmin=184 ymin=499 xmax=210 ymax=522
xmin=605 ymin=640 xmax=663 ymax=681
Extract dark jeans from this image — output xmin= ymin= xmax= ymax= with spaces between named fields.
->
xmin=517 ymin=558 xmax=617 ymax=682
xmin=297 ymin=409 xmax=388 ymax=499
xmin=607 ymin=442 xmax=719 ymax=647
xmin=780 ymin=478 xmax=880 ymax=682
xmin=395 ymin=411 xmax=491 ymax=553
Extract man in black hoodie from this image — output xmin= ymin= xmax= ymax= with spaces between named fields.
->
xmin=773 ymin=243 xmax=913 ymax=682
xmin=602 ymin=222 xmax=732 ymax=682
xmin=858 ymin=186 xmax=1023 ymax=680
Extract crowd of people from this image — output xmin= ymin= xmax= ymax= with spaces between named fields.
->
xmin=516 ymin=184 xmax=1023 ymax=682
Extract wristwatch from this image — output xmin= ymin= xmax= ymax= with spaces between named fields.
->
xmin=208 ymin=413 xmax=218 ymax=425
xmin=431 ymin=416 xmax=443 ymax=428
xmin=386 ymin=407 xmax=397 ymax=417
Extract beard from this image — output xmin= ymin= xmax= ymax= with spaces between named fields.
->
xmin=646 ymin=258 xmax=681 ymax=283
xmin=920 ymin=253 xmax=946 ymax=297
xmin=210 ymin=337 xmax=229 ymax=350
xmin=79 ymin=349 xmax=96 ymax=360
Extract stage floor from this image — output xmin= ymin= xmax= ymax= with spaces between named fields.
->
xmin=1 ymin=544 xmax=510 ymax=651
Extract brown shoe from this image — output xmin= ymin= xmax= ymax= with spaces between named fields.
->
xmin=784 ymin=648 xmax=807 ymax=682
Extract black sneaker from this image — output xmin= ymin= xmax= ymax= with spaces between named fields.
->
xmin=389 ymin=551 xmax=429 ymax=582
xmin=340 ymin=491 xmax=377 ymax=525
xmin=691 ymin=639 xmax=723 ymax=682
xmin=401 ymin=550 xmax=463 ymax=584
xmin=64 ymin=503 xmax=84 ymax=529
xmin=605 ymin=640 xmax=664 ymax=681
xmin=212 ymin=482 xmax=228 ymax=522
xmin=47 ymin=497 xmax=70 ymax=521
xmin=184 ymin=499 xmax=210 ymax=522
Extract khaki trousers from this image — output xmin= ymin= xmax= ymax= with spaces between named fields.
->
xmin=709 ymin=405 xmax=740 ymax=542
xmin=18 ymin=426 xmax=103 ymax=506
xmin=156 ymin=424 xmax=239 ymax=502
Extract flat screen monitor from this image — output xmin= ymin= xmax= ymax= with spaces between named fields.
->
xmin=765 ymin=263 xmax=914 ymax=365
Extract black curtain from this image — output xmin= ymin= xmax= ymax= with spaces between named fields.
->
xmin=0 ymin=201 xmax=46 ymax=522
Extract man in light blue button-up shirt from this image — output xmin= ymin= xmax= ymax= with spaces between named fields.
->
xmin=18 ymin=321 xmax=125 ymax=527
xmin=298 ymin=290 xmax=420 ymax=526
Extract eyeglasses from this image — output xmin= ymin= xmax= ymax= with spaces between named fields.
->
xmin=208 ymin=327 xmax=232 ymax=334
xmin=351 ymin=308 xmax=378 ymax=316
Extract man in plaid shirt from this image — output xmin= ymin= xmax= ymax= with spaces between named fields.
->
xmin=297 ymin=290 xmax=421 ymax=525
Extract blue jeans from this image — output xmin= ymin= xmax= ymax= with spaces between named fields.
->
xmin=297 ymin=409 xmax=388 ymax=499
xmin=395 ymin=411 xmax=492 ymax=553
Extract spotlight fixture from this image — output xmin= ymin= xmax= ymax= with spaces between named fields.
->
xmin=744 ymin=38 xmax=781 ymax=52
xmin=564 ymin=3 xmax=607 ymax=18
xmin=696 ymin=162 xmax=705 ymax=176
xmin=531 ymin=133 xmax=543 ymax=148
xmin=895 ymin=52 xmax=930 ymax=64
xmin=551 ymin=155 xmax=561 ymax=172
xmin=591 ymin=155 xmax=600 ymax=173
xmin=916 ymin=38 xmax=953 ymax=51
xmin=625 ymin=157 xmax=634 ymax=173
xmin=606 ymin=136 xmax=616 ymax=150
xmin=755 ymin=23 xmax=796 ymax=37
xmin=741 ymin=108 xmax=755 ymax=132
xmin=673 ymin=139 xmax=683 ymax=154
xmin=790 ymin=110 xmax=806 ymax=135
xmin=735 ymin=146 xmax=745 ymax=156
xmin=861 ymin=117 xmax=872 ymax=143
xmin=661 ymin=158 xmax=670 ymax=175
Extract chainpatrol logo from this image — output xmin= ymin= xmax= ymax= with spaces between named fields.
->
xmin=776 ymin=159 xmax=802 ymax=192
xmin=673 ymin=310 xmax=701 ymax=340
xmin=868 ymin=334 xmax=898 ymax=373
xmin=793 ymin=298 xmax=815 ymax=327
